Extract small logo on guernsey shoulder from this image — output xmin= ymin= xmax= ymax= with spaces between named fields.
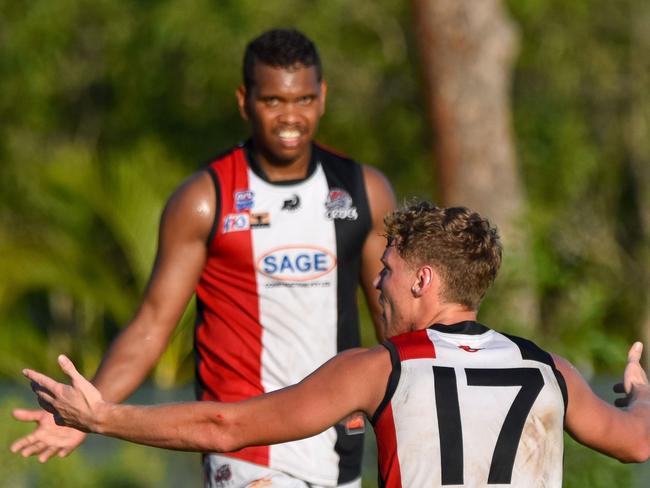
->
xmin=257 ymin=245 xmax=337 ymax=282
xmin=325 ymin=188 xmax=358 ymax=220
xmin=234 ymin=190 xmax=254 ymax=211
xmin=213 ymin=463 xmax=232 ymax=486
xmin=458 ymin=345 xmax=483 ymax=353
xmin=223 ymin=213 xmax=250 ymax=233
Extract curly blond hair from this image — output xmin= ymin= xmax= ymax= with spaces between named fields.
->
xmin=384 ymin=202 xmax=502 ymax=310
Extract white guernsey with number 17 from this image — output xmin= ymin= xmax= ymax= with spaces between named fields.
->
xmin=372 ymin=321 xmax=567 ymax=488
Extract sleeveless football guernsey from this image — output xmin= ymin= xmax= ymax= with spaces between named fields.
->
xmin=372 ymin=321 xmax=568 ymax=488
xmin=195 ymin=140 xmax=371 ymax=485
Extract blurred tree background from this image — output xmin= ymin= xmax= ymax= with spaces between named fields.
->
xmin=1 ymin=0 xmax=649 ymax=486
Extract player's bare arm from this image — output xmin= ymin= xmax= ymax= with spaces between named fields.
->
xmin=360 ymin=165 xmax=396 ymax=341
xmin=23 ymin=347 xmax=391 ymax=453
xmin=11 ymin=170 xmax=215 ymax=461
xmin=554 ymin=342 xmax=650 ymax=462
xmin=91 ymin=171 xmax=214 ymax=401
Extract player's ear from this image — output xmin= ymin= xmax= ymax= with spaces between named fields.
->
xmin=236 ymin=85 xmax=249 ymax=121
xmin=411 ymin=266 xmax=433 ymax=297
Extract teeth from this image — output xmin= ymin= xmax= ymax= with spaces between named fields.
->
xmin=279 ymin=130 xmax=300 ymax=138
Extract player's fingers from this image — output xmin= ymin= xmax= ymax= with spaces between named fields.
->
xmin=12 ymin=408 xmax=44 ymax=422
xmin=57 ymin=354 xmax=83 ymax=382
xmin=23 ymin=368 xmax=61 ymax=395
xmin=31 ymin=381 xmax=56 ymax=406
xmin=35 ymin=394 xmax=57 ymax=415
xmin=20 ymin=440 xmax=47 ymax=458
xmin=628 ymin=342 xmax=643 ymax=363
xmin=38 ymin=446 xmax=59 ymax=463
xmin=10 ymin=434 xmax=36 ymax=454
xmin=58 ymin=447 xmax=73 ymax=458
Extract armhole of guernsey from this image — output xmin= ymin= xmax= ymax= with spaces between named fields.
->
xmin=315 ymin=143 xmax=372 ymax=354
xmin=504 ymin=333 xmax=569 ymax=414
xmin=371 ymin=340 xmax=402 ymax=425
xmin=205 ymin=166 xmax=222 ymax=247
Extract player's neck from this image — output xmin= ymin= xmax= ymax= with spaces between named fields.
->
xmin=254 ymin=146 xmax=312 ymax=182
xmin=420 ymin=305 xmax=477 ymax=330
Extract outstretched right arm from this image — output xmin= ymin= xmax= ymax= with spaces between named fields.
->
xmin=556 ymin=341 xmax=650 ymax=462
xmin=11 ymin=171 xmax=216 ymax=462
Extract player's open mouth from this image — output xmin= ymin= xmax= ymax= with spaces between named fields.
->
xmin=278 ymin=129 xmax=302 ymax=147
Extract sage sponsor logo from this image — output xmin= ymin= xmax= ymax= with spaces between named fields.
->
xmin=257 ymin=245 xmax=336 ymax=282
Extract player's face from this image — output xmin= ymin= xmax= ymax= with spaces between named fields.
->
xmin=237 ymin=62 xmax=326 ymax=168
xmin=374 ymin=244 xmax=416 ymax=338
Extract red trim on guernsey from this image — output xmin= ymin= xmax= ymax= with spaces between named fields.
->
xmin=375 ymin=403 xmax=402 ymax=487
xmin=390 ymin=329 xmax=436 ymax=361
xmin=195 ymin=147 xmax=269 ymax=466
xmin=313 ymin=140 xmax=350 ymax=160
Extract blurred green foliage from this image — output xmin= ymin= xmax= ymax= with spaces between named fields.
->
xmin=1 ymin=0 xmax=650 ymax=485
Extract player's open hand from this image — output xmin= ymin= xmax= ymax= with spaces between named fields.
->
xmin=10 ymin=408 xmax=87 ymax=462
xmin=613 ymin=342 xmax=649 ymax=408
xmin=21 ymin=354 xmax=105 ymax=433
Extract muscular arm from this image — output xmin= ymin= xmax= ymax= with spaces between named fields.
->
xmin=360 ymin=166 xmax=396 ymax=342
xmin=11 ymin=170 xmax=215 ymax=460
xmin=24 ymin=347 xmax=391 ymax=453
xmin=92 ymin=171 xmax=214 ymax=401
xmin=555 ymin=342 xmax=650 ymax=462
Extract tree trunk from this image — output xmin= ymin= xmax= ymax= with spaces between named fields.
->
xmin=411 ymin=0 xmax=538 ymax=331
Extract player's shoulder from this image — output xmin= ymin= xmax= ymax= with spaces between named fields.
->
xmin=334 ymin=346 xmax=391 ymax=370
xmin=500 ymin=332 xmax=551 ymax=358
xmin=313 ymin=141 xmax=356 ymax=164
xmin=168 ymin=143 xmax=244 ymax=207
xmin=202 ymin=143 xmax=246 ymax=169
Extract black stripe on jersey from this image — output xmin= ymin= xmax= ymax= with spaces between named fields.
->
xmin=429 ymin=321 xmax=490 ymax=335
xmin=193 ymin=297 xmax=208 ymax=401
xmin=205 ymin=166 xmax=222 ymax=247
xmin=433 ymin=366 xmax=465 ymax=485
xmin=370 ymin=340 xmax=402 ymax=425
xmin=317 ymin=143 xmax=371 ymax=484
xmin=504 ymin=334 xmax=569 ymax=412
xmin=318 ymin=144 xmax=372 ymax=353
xmin=333 ymin=424 xmax=363 ymax=484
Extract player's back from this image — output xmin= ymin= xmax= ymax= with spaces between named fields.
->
xmin=372 ymin=321 xmax=567 ymax=488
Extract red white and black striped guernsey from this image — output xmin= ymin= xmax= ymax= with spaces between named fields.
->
xmin=195 ymin=140 xmax=370 ymax=485
xmin=372 ymin=321 xmax=568 ymax=488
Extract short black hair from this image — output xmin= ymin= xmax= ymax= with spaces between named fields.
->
xmin=242 ymin=28 xmax=322 ymax=90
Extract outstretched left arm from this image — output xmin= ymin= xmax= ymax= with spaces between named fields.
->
xmin=24 ymin=347 xmax=391 ymax=453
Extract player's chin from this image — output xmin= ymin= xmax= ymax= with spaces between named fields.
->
xmin=270 ymin=145 xmax=310 ymax=165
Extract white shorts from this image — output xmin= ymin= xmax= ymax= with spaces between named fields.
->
xmin=203 ymin=454 xmax=362 ymax=488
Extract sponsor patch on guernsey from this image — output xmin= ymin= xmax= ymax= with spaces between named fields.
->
xmin=223 ymin=213 xmax=250 ymax=233
xmin=234 ymin=190 xmax=254 ymax=211
xmin=257 ymin=245 xmax=337 ymax=282
xmin=250 ymin=212 xmax=270 ymax=228
xmin=325 ymin=188 xmax=358 ymax=220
